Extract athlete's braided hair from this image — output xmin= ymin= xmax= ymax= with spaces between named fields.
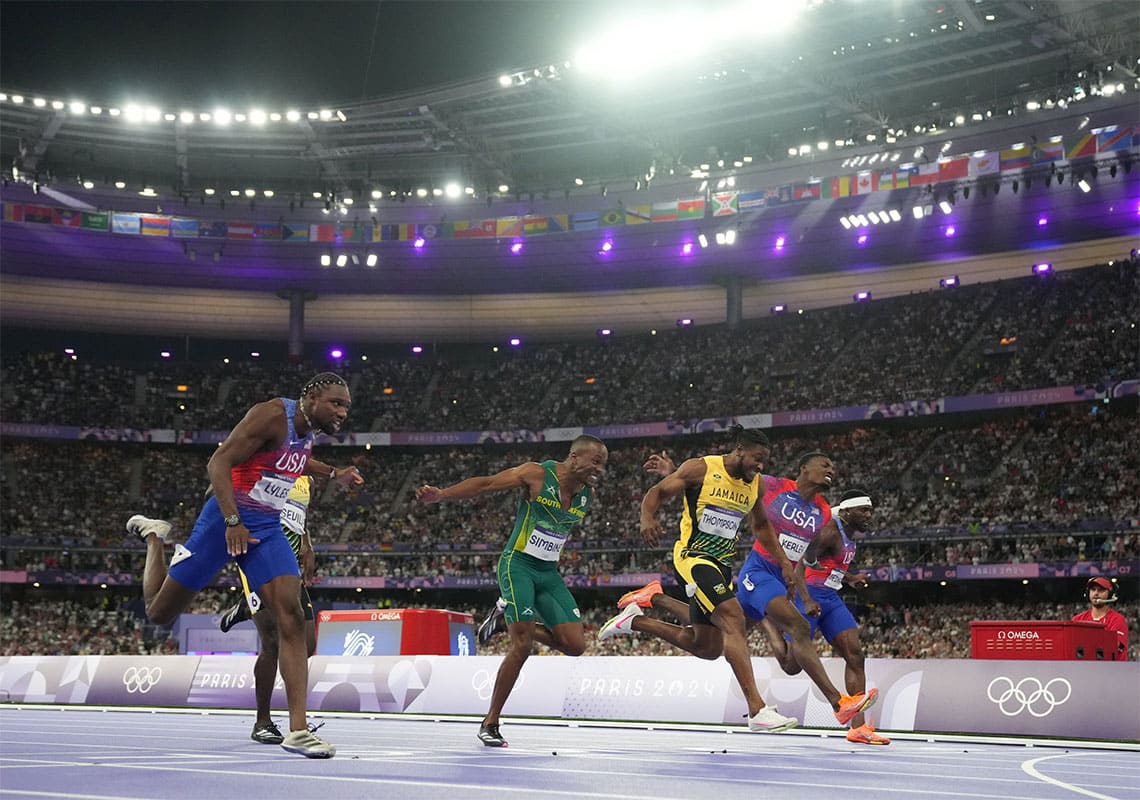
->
xmin=301 ymin=372 xmax=348 ymax=399
xmin=728 ymin=424 xmax=771 ymax=450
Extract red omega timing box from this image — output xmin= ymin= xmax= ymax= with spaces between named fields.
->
xmin=970 ymin=620 xmax=1122 ymax=661
xmin=315 ymin=608 xmax=476 ymax=656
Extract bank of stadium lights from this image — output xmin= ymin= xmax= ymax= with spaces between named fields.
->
xmin=569 ymin=1 xmax=808 ymax=86
xmin=0 ymin=92 xmax=348 ymax=126
xmin=838 ymin=209 xmax=901 ymax=229
xmin=498 ymin=60 xmax=571 ymax=88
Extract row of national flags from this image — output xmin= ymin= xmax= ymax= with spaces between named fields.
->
xmin=3 ymin=126 xmax=1134 ymax=240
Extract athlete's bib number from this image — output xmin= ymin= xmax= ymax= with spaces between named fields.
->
xmin=778 ymin=532 xmax=810 ymax=562
xmin=824 ymin=569 xmax=845 ymax=590
xmin=698 ymin=506 xmax=744 ymax=539
xmin=280 ymin=501 xmax=307 ymax=536
xmin=248 ymin=474 xmax=295 ymax=511
xmin=524 ymin=524 xmax=567 ymax=561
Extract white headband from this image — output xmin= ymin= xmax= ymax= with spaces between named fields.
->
xmin=837 ymin=496 xmax=872 ymax=511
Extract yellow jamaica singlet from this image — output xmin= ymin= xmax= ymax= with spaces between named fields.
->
xmin=673 ymin=454 xmax=759 ymax=568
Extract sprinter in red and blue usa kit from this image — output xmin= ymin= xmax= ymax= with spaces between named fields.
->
xmin=126 ymin=372 xmax=363 ymax=758
xmin=738 ymin=452 xmax=834 ymax=621
xmin=781 ymin=489 xmax=890 ymax=745
xmin=737 ymin=451 xmax=879 ymax=727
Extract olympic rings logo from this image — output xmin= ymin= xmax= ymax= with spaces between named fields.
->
xmin=986 ymin=676 xmax=1072 ymax=717
xmin=471 ymin=669 xmax=523 ymax=701
xmin=122 ymin=666 xmax=163 ymax=694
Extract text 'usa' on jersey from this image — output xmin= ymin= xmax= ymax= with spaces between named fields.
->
xmin=753 ymin=474 xmax=832 ymax=565
xmin=230 ymin=398 xmax=315 ymax=515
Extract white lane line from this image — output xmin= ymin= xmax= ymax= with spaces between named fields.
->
xmin=4 ymin=707 xmax=1137 ymax=751
xmin=1022 ymin=754 xmax=1121 ymax=800
xmin=0 ymin=791 xmax=150 ymax=800
xmin=90 ymin=759 xmax=1066 ymax=799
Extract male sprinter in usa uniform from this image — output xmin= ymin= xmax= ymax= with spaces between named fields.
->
xmin=738 ymin=452 xmax=877 ymax=726
xmin=776 ymin=489 xmax=890 ymax=744
xmin=219 ymin=474 xmax=325 ymax=744
xmin=126 ymin=373 xmax=363 ymax=758
xmin=415 ymin=435 xmax=608 ymax=748
xmin=599 ymin=427 xmax=798 ymax=733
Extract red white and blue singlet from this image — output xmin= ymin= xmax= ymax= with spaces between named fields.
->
xmin=169 ymin=397 xmax=313 ymax=592
xmin=229 ymin=397 xmax=314 ymax=515
xmin=804 ymin=515 xmax=857 ymax=590
xmin=752 ymin=475 xmax=832 ymax=566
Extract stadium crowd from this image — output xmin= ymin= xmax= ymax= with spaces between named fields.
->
xmin=1 ymin=259 xmax=1136 ymax=661
xmin=2 ymin=261 xmax=1135 ymax=433
xmin=3 ymin=409 xmax=1136 ymax=556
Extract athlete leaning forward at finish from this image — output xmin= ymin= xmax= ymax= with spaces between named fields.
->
xmin=599 ymin=427 xmax=798 ymax=732
xmin=611 ymin=446 xmax=879 ymax=735
xmin=415 ymin=435 xmax=609 ymax=748
xmin=126 ymin=372 xmax=364 ymax=758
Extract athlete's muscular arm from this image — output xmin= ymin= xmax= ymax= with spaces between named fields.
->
xmin=304 ymin=457 xmax=365 ymax=489
xmin=751 ymin=490 xmax=797 ymax=599
xmin=207 ymin=399 xmax=285 ymax=556
xmin=794 ymin=521 xmax=840 ymax=617
xmin=415 ymin=462 xmax=546 ymax=504
xmin=640 ymin=457 xmax=706 ymax=547
xmin=799 ymin=520 xmax=839 ymax=570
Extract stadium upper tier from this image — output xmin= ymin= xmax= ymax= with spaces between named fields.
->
xmin=3 ymin=402 xmax=1137 ymax=550
xmin=4 ymin=259 xmax=1136 ymax=432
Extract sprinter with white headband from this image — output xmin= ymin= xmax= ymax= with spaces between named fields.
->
xmin=769 ymin=488 xmax=890 ymax=744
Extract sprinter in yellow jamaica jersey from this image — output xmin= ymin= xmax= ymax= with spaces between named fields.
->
xmin=599 ymin=426 xmax=797 ymax=733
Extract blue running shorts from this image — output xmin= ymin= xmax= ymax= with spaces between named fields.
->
xmin=736 ymin=549 xmax=789 ymax=622
xmin=168 ymin=496 xmax=300 ymax=592
xmin=800 ymin=584 xmax=858 ymax=643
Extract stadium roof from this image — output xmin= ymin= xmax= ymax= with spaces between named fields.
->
xmin=3 ymin=0 xmax=1137 ymax=195
xmin=1 ymin=0 xmax=1138 ymax=342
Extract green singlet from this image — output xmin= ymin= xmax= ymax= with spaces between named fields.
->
xmin=497 ymin=460 xmax=592 ymax=627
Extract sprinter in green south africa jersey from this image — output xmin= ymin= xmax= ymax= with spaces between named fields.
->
xmin=415 ymin=435 xmax=608 ymax=749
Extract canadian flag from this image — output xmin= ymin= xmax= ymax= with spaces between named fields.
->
xmin=854 ymin=172 xmax=878 ymax=195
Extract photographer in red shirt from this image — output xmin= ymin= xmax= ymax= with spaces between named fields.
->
xmin=1072 ymin=577 xmax=1129 ymax=660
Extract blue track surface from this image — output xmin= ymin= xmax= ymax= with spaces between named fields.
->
xmin=0 ymin=707 xmax=1135 ymax=800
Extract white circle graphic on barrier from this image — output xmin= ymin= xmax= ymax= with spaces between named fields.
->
xmin=122 ymin=666 xmax=163 ymax=694
xmin=472 ymin=668 xmax=523 ymax=701
xmin=986 ymin=676 xmax=1071 ymax=717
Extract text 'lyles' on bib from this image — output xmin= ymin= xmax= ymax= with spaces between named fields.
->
xmin=248 ymin=474 xmax=296 ymax=511
xmin=824 ymin=569 xmax=846 ymax=590
xmin=697 ymin=505 xmax=745 ymax=539
xmin=523 ymin=524 xmax=568 ymax=561
xmin=778 ymin=532 xmax=810 ymax=562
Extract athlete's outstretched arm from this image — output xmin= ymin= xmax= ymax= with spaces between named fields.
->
xmin=793 ymin=520 xmax=840 ymax=616
xmin=751 ymin=491 xmax=797 ymax=598
xmin=640 ymin=458 xmax=705 ymax=547
xmin=305 ymin=457 xmax=365 ymax=489
xmin=416 ymin=462 xmax=545 ymax=504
